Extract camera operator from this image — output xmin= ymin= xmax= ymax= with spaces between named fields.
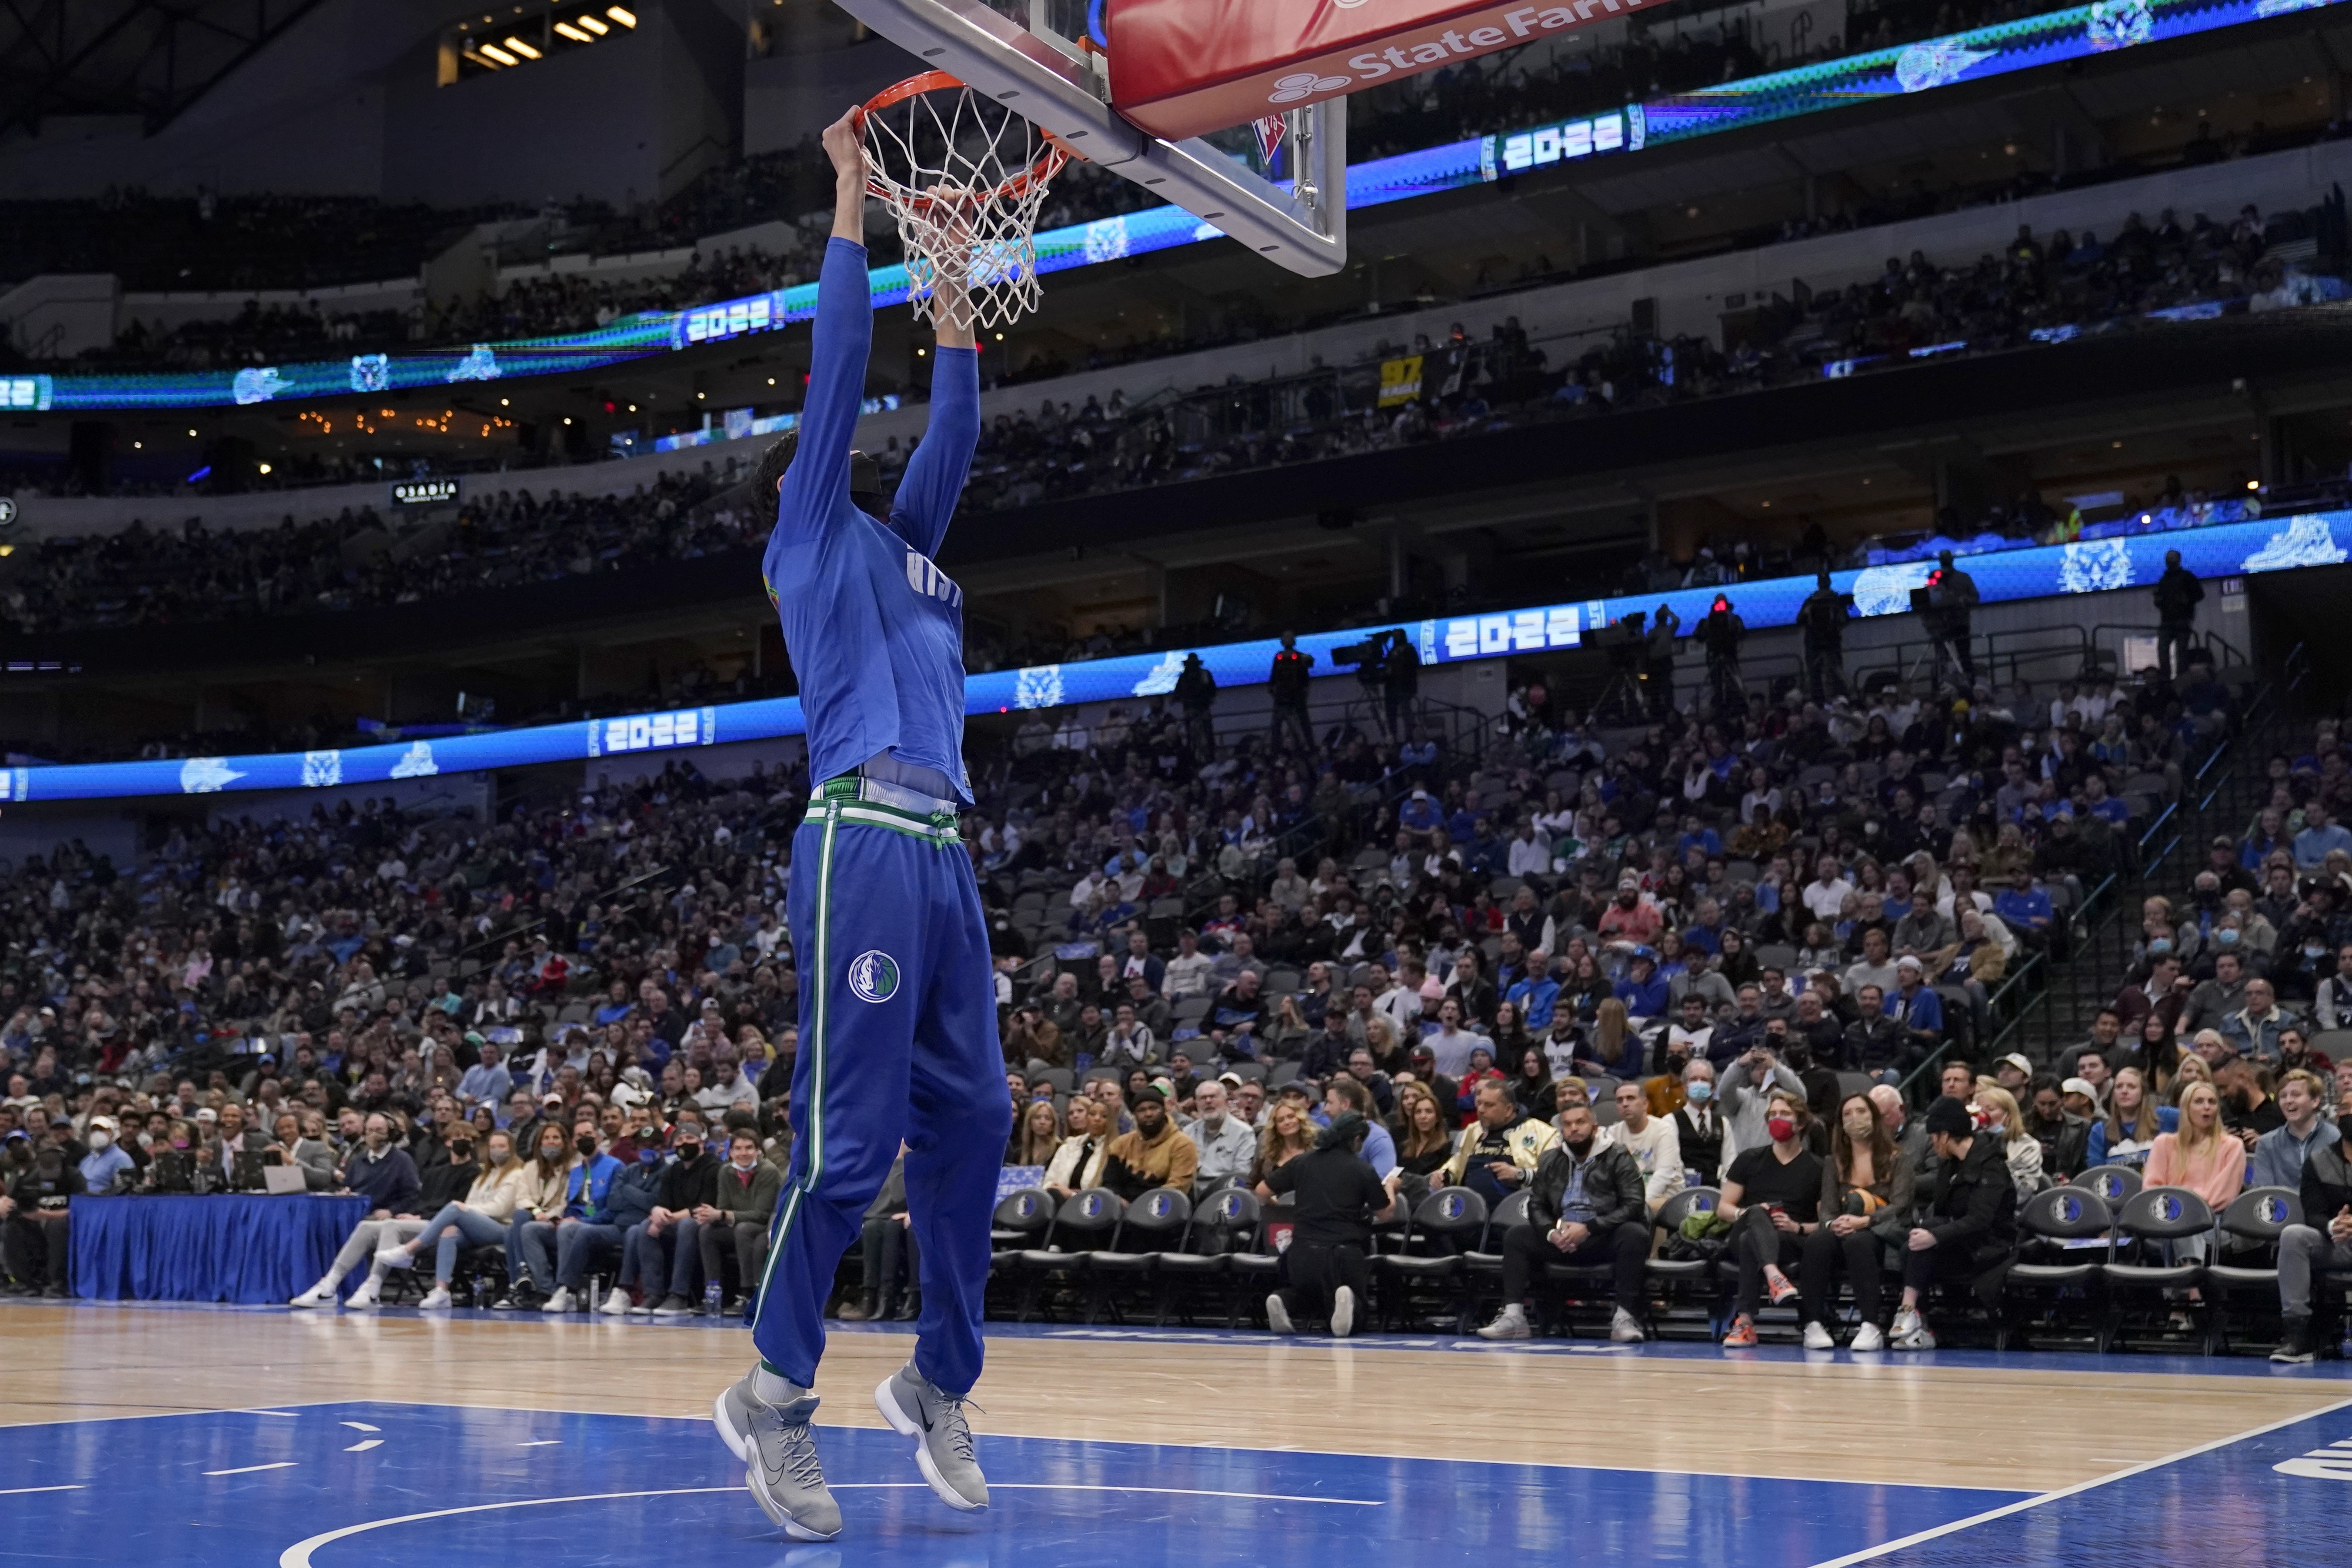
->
xmin=1383 ymin=630 xmax=1421 ymax=740
xmin=1172 ymin=651 xmax=1217 ymax=756
xmin=1797 ymin=570 xmax=1854 ymax=702
xmin=1643 ymin=604 xmax=1680 ymax=717
xmin=1351 ymin=632 xmax=1389 ymax=738
xmin=1268 ymin=632 xmax=1314 ymax=754
xmin=1923 ymin=550 xmax=1979 ymax=685
xmin=1696 ymin=594 xmax=1745 ymax=716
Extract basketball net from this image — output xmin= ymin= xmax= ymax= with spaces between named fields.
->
xmin=859 ymin=72 xmax=1074 ymax=334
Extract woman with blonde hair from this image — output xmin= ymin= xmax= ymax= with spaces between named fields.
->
xmin=1968 ymin=1082 xmax=2045 ymax=1196
xmin=1043 ymin=1098 xmax=1111 ymax=1199
xmin=2084 ymin=1065 xmax=2176 ymax=1168
xmin=1011 ymin=1098 xmax=1063 ymax=1165
xmin=1248 ymin=1095 xmax=1317 ymax=1189
xmin=2145 ymin=1080 xmax=2247 ymax=1213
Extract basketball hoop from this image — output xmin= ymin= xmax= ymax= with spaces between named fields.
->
xmin=857 ymin=71 xmax=1076 ymax=334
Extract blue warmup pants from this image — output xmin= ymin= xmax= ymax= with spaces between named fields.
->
xmin=752 ymin=777 xmax=1010 ymax=1396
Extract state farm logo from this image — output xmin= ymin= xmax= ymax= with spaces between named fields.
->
xmin=1268 ymin=70 xmax=1352 ymax=103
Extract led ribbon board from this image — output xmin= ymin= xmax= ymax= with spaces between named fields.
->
xmin=4 ymin=507 xmax=2339 ymax=802
xmin=32 ymin=0 xmax=2334 ymax=412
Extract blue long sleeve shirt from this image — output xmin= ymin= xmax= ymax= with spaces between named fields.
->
xmin=763 ymin=237 xmax=982 ymax=801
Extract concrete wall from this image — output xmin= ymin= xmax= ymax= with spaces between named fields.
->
xmin=0 ymin=274 xmax=121 ymax=360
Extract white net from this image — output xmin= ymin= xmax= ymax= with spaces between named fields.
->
xmin=860 ymin=73 xmax=1071 ymax=334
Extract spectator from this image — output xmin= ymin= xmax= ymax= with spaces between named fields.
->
xmin=1042 ymin=1098 xmax=1112 ymax=1199
xmin=495 ymin=1121 xmax=579 ymax=1310
xmin=696 ymin=1128 xmax=782 ymax=1315
xmin=377 ymin=1128 xmax=527 ymax=1308
xmin=1888 ymin=1097 xmax=2019 ymax=1351
xmin=2021 ymin=1078 xmax=2091 ymax=1185
xmin=1718 ymin=1088 xmax=1824 ymax=1346
xmin=1392 ymin=1083 xmax=1455 ymax=1182
xmin=1798 ymin=1092 xmax=1916 ymax=1351
xmin=1 ymin=1135 xmax=82 ymax=1296
xmin=2248 ymin=1068 xmax=2338 ymax=1191
xmin=2085 ymin=1064 xmax=2176 ymax=1169
xmin=2272 ymin=1115 xmax=2352 ymax=1362
xmin=1671 ymin=1060 xmax=1726 ymax=1187
xmin=837 ymin=1149 xmax=919 ymax=1323
xmin=1182 ymin=1078 xmax=1257 ymax=1191
xmin=76 ymin=1115 xmax=133 ymax=1194
xmin=1436 ymin=1078 xmax=1556 ymax=1203
xmin=1598 ymin=1079 xmax=1685 ymax=1211
xmin=1103 ymin=1087 xmax=1199 ymax=1198
xmin=290 ymin=1112 xmax=422 ymax=1307
xmin=1476 ymin=1100 xmax=1654 ymax=1343
xmin=1248 ymin=1095 xmax=1317 ymax=1188
xmin=2144 ymin=1081 xmax=2249 ymax=1215
xmin=1259 ymin=1112 xmax=1401 ymax=1338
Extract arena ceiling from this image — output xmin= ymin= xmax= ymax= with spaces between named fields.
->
xmin=0 ymin=0 xmax=327 ymax=138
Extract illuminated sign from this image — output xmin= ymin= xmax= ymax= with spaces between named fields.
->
xmin=4 ymin=506 xmax=2341 ymax=801
xmin=23 ymin=0 xmax=2335 ymax=413
xmin=390 ymin=477 xmax=462 ymax=506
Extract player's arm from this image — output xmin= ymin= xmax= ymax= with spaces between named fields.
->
xmin=774 ymin=106 xmax=876 ymax=549
xmin=887 ymin=280 xmax=980 ymax=558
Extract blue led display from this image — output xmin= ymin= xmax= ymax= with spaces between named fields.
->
xmin=4 ymin=508 xmax=2336 ymax=803
xmin=29 ymin=0 xmax=2336 ymax=414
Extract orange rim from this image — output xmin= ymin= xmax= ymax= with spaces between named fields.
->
xmin=857 ymin=70 xmax=1071 ymax=211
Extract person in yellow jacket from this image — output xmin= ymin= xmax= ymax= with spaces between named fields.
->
xmin=1437 ymin=1078 xmax=1559 ymax=1203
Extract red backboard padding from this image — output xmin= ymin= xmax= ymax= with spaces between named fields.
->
xmin=1105 ymin=0 xmax=1657 ymax=143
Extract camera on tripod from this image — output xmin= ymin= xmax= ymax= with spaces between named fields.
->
xmin=1331 ymin=630 xmax=1397 ymax=668
xmin=1588 ymin=612 xmax=1648 ymax=671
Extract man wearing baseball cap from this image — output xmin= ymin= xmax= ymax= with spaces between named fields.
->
xmin=1888 ymin=955 xmax=1945 ymax=1061
xmin=1888 ymin=1096 xmax=2018 ymax=1351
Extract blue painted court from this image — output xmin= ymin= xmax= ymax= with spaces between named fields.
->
xmin=4 ymin=1399 xmax=2022 ymax=1568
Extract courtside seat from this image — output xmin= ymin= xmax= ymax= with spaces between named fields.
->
xmin=2208 ymin=1186 xmax=2303 ymax=1354
xmin=2002 ymin=1186 xmax=2113 ymax=1351
xmin=1012 ymin=1188 xmax=1124 ymax=1322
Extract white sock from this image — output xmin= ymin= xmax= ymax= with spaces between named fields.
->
xmin=753 ymin=1366 xmax=805 ymax=1404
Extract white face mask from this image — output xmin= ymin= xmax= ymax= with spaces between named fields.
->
xmin=89 ymin=1131 xmax=113 ymax=1151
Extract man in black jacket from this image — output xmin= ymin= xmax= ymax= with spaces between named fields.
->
xmin=2153 ymin=548 xmax=2204 ymax=680
xmin=642 ymin=1114 xmax=725 ymax=1315
xmin=1890 ymin=1096 xmax=2017 ymax=1349
xmin=2272 ymin=1135 xmax=2352 ymax=1362
xmin=1476 ymin=1101 xmax=1653 ymax=1343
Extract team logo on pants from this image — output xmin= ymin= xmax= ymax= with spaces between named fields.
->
xmin=848 ymin=950 xmax=901 ymax=1004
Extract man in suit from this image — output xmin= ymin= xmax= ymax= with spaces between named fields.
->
xmin=1671 ymin=1058 xmax=1726 ymax=1187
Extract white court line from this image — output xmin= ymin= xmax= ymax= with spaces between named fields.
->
xmin=344 ymin=1440 xmax=383 ymax=1453
xmin=279 ymin=1480 xmax=1383 ymax=1567
xmin=233 ymin=1410 xmax=304 ymax=1418
xmin=0 ymin=1484 xmax=86 ymax=1495
xmin=515 ymin=1440 xmax=561 ymax=1447
xmin=340 ymin=1422 xmax=380 ymax=1433
xmin=206 ymin=1461 xmax=300 ymax=1477
xmin=1805 ymin=1393 xmax=2352 ymax=1568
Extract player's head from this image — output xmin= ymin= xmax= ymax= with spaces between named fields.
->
xmin=754 ymin=429 xmax=888 ymax=519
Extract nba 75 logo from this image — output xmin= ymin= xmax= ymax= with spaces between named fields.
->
xmin=906 ymin=550 xmax=962 ymax=608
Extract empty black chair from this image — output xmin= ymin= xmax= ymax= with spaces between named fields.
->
xmin=1373 ymin=1185 xmax=1487 ymax=1330
xmin=2103 ymin=1185 xmax=2216 ymax=1352
xmin=1204 ymin=1187 xmax=1284 ymax=1326
xmin=1156 ymin=1186 xmax=1249 ymax=1325
xmin=989 ymin=1187 xmax=1053 ymax=1258
xmin=1645 ymin=1187 xmax=1725 ymax=1339
xmin=1012 ymin=1187 xmax=1125 ymax=1322
xmin=2208 ymin=1186 xmax=2303 ymax=1355
xmin=2002 ymin=1186 xmax=2114 ymax=1351
xmin=1085 ymin=1186 xmax=1191 ymax=1324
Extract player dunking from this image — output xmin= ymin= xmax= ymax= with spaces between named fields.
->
xmin=709 ymin=104 xmax=1009 ymax=1542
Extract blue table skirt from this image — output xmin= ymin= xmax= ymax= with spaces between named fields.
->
xmin=71 ymin=1194 xmax=370 ymax=1304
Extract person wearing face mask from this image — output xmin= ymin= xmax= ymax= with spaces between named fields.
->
xmin=1476 ymin=1100 xmax=1653 ymax=1343
xmin=1889 ymin=1096 xmax=2020 ymax=1351
xmin=77 ymin=1115 xmax=133 ymax=1195
xmin=375 ymin=1130 xmax=527 ymax=1308
xmin=554 ymin=1121 xmax=663 ymax=1315
xmin=2 ymin=1135 xmax=84 ymax=1297
xmin=291 ymin=1113 xmax=423 ymax=1308
xmin=697 ymin=1129 xmax=783 ymax=1316
xmin=525 ymin=1119 xmax=627 ymax=1312
xmin=494 ymin=1122 xmax=583 ymax=1310
xmin=1717 ymin=1091 xmax=1826 ymax=1347
xmin=1671 ymin=1060 xmax=1726 ymax=1188
xmin=1797 ymin=1093 xmax=1916 ymax=1351
xmin=639 ymin=1116 xmax=724 ymax=1315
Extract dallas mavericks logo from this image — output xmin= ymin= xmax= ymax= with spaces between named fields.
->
xmin=2053 ymin=1192 xmax=2085 ymax=1225
xmin=847 ymin=950 xmax=901 ymax=1004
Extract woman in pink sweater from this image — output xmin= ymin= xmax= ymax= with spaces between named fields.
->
xmin=2143 ymin=1081 xmax=2246 ymax=1211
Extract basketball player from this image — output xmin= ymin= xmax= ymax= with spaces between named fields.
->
xmin=708 ymin=103 xmax=1008 ymax=1542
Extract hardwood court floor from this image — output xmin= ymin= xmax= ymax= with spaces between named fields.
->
xmin=5 ymin=1302 xmax=2346 ymax=1492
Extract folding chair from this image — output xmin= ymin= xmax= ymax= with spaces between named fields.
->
xmin=2206 ymin=1186 xmax=2303 ymax=1356
xmin=1460 ymin=1189 xmax=1532 ymax=1324
xmin=2102 ymin=1185 xmax=2216 ymax=1353
xmin=1372 ymin=1185 xmax=1487 ymax=1330
xmin=1011 ymin=1188 xmax=1125 ymax=1322
xmin=1645 ymin=1187 xmax=1724 ymax=1340
xmin=2002 ymin=1186 xmax=2113 ymax=1351
xmin=1085 ymin=1186 xmax=1191 ymax=1324
xmin=2074 ymin=1165 xmax=2141 ymax=1209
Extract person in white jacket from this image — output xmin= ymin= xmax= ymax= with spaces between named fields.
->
xmin=1598 ymin=1079 xmax=1686 ymax=1211
xmin=1042 ymin=1099 xmax=1114 ymax=1199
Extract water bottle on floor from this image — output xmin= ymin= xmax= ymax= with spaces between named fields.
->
xmin=704 ymin=1279 xmax=724 ymax=1318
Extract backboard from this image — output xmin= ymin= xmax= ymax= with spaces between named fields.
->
xmin=829 ymin=0 xmax=1348 ymax=277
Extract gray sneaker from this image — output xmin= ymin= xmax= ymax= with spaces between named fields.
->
xmin=875 ymin=1362 xmax=988 ymax=1511
xmin=713 ymin=1374 xmax=841 ymax=1541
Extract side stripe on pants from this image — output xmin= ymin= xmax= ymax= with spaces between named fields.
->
xmin=758 ymin=802 xmax=837 ymax=1301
